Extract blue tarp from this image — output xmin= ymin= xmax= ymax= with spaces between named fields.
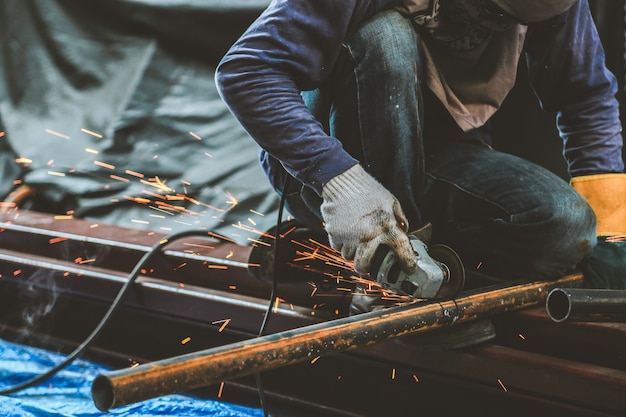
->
xmin=0 ymin=338 xmax=264 ymax=417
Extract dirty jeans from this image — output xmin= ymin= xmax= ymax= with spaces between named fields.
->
xmin=278 ymin=9 xmax=596 ymax=285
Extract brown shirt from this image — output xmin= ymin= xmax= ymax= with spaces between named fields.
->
xmin=397 ymin=0 xmax=527 ymax=131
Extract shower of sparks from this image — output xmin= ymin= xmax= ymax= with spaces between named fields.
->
xmin=81 ymin=128 xmax=103 ymax=138
xmin=45 ymin=129 xmax=70 ymax=140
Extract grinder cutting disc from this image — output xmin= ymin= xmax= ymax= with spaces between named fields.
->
xmin=428 ymin=244 xmax=465 ymax=299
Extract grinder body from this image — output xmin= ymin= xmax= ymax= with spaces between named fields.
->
xmin=371 ymin=235 xmax=465 ymax=299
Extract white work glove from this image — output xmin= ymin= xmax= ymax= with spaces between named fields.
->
xmin=320 ymin=164 xmax=418 ymax=275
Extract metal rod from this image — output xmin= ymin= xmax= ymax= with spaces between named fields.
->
xmin=546 ymin=287 xmax=626 ymax=323
xmin=92 ymin=273 xmax=583 ymax=411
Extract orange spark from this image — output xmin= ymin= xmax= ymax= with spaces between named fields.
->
xmin=110 ymin=174 xmax=129 ymax=183
xmin=15 ymin=157 xmax=32 ymax=164
xmin=0 ymin=131 xmax=4 ymax=138
xmin=413 ymin=375 xmax=420 ymax=383
xmin=217 ymin=382 xmax=225 ymax=398
xmin=45 ymin=129 xmax=70 ymax=140
xmin=85 ymin=148 xmax=98 ymax=154
xmin=181 ymin=337 xmax=191 ymax=345
xmin=81 ymin=128 xmax=103 ymax=138
xmin=94 ymin=160 xmax=115 ymax=170
xmin=311 ymin=356 xmax=320 ymax=364
xmin=47 ymin=171 xmax=65 ymax=177
xmin=250 ymin=209 xmax=265 ymax=216
xmin=391 ymin=368 xmax=396 ymax=380
xmin=54 ymin=215 xmax=73 ymax=220
xmin=518 ymin=333 xmax=526 ymax=340
xmin=189 ymin=131 xmax=202 ymax=140
xmin=183 ymin=242 xmax=216 ymax=250
xmin=131 ymin=219 xmax=149 ymax=225
xmin=125 ymin=169 xmax=144 ymax=178
xmin=212 ymin=319 xmax=231 ymax=333
xmin=497 ymin=378 xmax=508 ymax=392
xmin=13 ymin=269 xmax=22 ymax=276
xmin=141 ymin=176 xmax=172 ymax=193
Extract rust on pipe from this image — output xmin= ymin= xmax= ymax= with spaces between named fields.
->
xmin=92 ymin=273 xmax=583 ymax=411
xmin=546 ymin=287 xmax=626 ymax=323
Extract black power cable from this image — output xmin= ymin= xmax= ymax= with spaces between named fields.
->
xmin=254 ymin=176 xmax=291 ymax=417
xmin=0 ymin=229 xmax=219 ymax=396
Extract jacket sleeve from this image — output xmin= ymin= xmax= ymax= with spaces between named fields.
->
xmin=216 ymin=0 xmax=395 ymax=194
xmin=524 ymin=0 xmax=624 ymax=177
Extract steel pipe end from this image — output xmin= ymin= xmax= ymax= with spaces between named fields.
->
xmin=92 ymin=374 xmax=115 ymax=412
xmin=546 ymin=288 xmax=571 ymax=323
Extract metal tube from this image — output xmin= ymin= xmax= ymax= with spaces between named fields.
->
xmin=546 ymin=287 xmax=626 ymax=323
xmin=92 ymin=273 xmax=583 ymax=411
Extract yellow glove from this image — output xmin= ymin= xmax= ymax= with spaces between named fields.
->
xmin=570 ymin=173 xmax=626 ymax=236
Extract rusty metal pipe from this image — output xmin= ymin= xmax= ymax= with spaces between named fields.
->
xmin=91 ymin=273 xmax=583 ymax=411
xmin=546 ymin=287 xmax=626 ymax=323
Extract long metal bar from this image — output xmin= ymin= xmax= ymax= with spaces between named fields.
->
xmin=91 ymin=273 xmax=583 ymax=411
xmin=546 ymin=287 xmax=626 ymax=323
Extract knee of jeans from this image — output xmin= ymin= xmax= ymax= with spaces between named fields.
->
xmin=528 ymin=191 xmax=597 ymax=265
xmin=348 ymin=10 xmax=422 ymax=78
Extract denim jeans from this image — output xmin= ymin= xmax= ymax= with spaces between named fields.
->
xmin=278 ymin=9 xmax=597 ymax=284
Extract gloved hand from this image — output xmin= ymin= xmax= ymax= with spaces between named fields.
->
xmin=320 ymin=164 xmax=418 ymax=275
xmin=571 ymin=173 xmax=626 ymax=289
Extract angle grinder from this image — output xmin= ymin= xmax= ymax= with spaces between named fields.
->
xmin=370 ymin=234 xmax=465 ymax=299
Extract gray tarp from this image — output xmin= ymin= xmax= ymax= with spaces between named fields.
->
xmin=0 ymin=0 xmax=278 ymax=244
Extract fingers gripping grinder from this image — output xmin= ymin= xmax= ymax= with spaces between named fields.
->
xmin=371 ymin=226 xmax=466 ymax=300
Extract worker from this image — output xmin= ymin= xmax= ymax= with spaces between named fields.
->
xmin=216 ymin=0 xmax=626 ymax=300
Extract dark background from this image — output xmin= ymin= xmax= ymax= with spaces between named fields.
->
xmin=492 ymin=0 xmax=625 ymax=179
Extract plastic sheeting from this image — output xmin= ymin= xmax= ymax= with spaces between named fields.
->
xmin=0 ymin=338 xmax=264 ymax=417
xmin=0 ymin=0 xmax=280 ymax=244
